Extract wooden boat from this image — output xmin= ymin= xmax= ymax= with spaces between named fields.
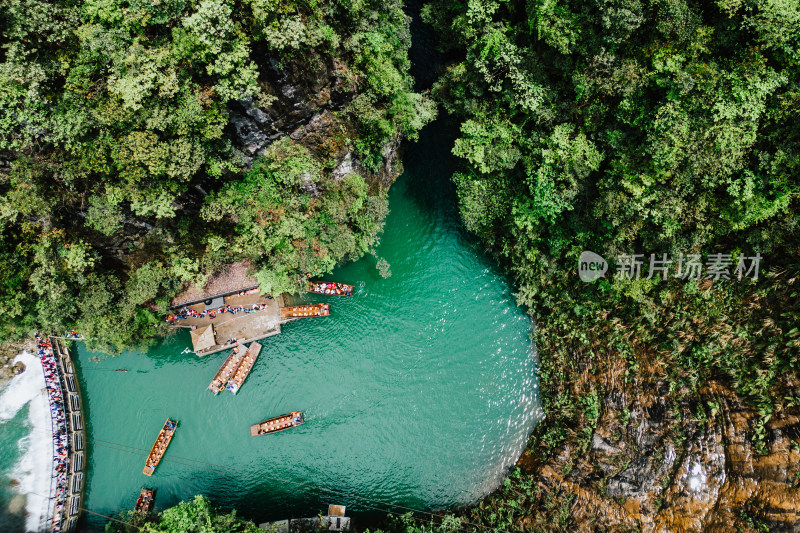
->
xmin=307 ymin=281 xmax=354 ymax=296
xmin=134 ymin=487 xmax=156 ymax=513
xmin=207 ymin=347 xmax=245 ymax=394
xmin=142 ymin=419 xmax=177 ymax=476
xmin=226 ymin=342 xmax=262 ymax=394
xmin=250 ymin=411 xmax=304 ymax=436
xmin=280 ymin=304 xmax=329 ymax=318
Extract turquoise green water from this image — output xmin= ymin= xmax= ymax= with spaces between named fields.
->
xmin=74 ymin=121 xmax=540 ymax=528
xmin=0 ymin=405 xmax=32 ymax=532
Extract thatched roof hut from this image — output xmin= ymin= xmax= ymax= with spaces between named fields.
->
xmin=190 ymin=324 xmax=216 ymax=353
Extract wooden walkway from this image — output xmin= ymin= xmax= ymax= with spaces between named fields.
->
xmin=171 ymin=291 xmax=334 ymax=356
xmin=51 ymin=338 xmax=87 ymax=533
xmin=172 ymin=294 xmax=284 ymax=356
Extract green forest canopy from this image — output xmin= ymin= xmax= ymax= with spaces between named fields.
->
xmin=11 ymin=0 xmax=798 ymax=530
xmin=419 ymin=2 xmax=800 ymax=526
xmin=0 ymin=0 xmax=434 ymax=350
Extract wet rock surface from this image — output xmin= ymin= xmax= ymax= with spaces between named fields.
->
xmin=512 ymin=353 xmax=800 ymax=532
xmin=85 ymin=50 xmax=405 ymax=267
xmin=227 ymin=51 xmax=402 ymax=186
xmin=0 ymin=338 xmax=36 ymax=386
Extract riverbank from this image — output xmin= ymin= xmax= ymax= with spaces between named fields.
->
xmin=0 ymin=340 xmax=36 ymax=388
xmin=498 ymin=280 xmax=800 ymax=531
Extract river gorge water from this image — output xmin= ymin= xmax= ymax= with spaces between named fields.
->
xmin=0 ymin=119 xmax=540 ymax=531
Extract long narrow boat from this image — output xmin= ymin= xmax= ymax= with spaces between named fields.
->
xmin=280 ymin=304 xmax=329 ymax=318
xmin=226 ymin=342 xmax=262 ymax=395
xmin=207 ymin=347 xmax=245 ymax=394
xmin=134 ymin=487 xmax=156 ymax=513
xmin=142 ymin=419 xmax=177 ymax=476
xmin=307 ymin=281 xmax=354 ymax=296
xmin=249 ymin=411 xmax=304 ymax=436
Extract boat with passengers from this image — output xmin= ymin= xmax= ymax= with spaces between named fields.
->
xmin=250 ymin=411 xmax=304 ymax=436
xmin=226 ymin=342 xmax=262 ymax=394
xmin=135 ymin=487 xmax=155 ymax=513
xmin=142 ymin=419 xmax=177 ymax=476
xmin=280 ymin=304 xmax=329 ymax=318
xmin=307 ymin=281 xmax=354 ymax=296
xmin=207 ymin=346 xmax=245 ymax=394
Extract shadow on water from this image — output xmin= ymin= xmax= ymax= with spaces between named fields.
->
xmin=401 ymin=1 xmax=495 ymax=270
xmin=405 ymin=0 xmax=445 ymax=91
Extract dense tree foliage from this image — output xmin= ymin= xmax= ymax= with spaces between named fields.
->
xmin=417 ymin=0 xmax=800 ymax=529
xmin=423 ymin=0 xmax=800 ymax=412
xmin=424 ymin=0 xmax=799 ymax=277
xmin=0 ymin=0 xmax=434 ymax=349
xmin=106 ymin=495 xmax=264 ymax=532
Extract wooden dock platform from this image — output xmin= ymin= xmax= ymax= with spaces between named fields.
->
xmin=173 ymin=295 xmax=283 ymax=356
xmin=226 ymin=342 xmax=262 ymax=394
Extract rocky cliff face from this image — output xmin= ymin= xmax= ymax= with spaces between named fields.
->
xmin=512 ymin=352 xmax=800 ymax=532
xmin=0 ymin=338 xmax=35 ymax=387
xmin=228 ymin=52 xmax=403 ymax=188
xmin=95 ymin=52 xmax=405 ymax=266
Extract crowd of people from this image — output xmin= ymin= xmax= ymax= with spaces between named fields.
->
xmin=144 ymin=420 xmax=176 ymax=473
xmin=308 ymin=281 xmax=353 ymax=296
xmin=165 ymin=302 xmax=271 ymax=323
xmin=35 ymin=334 xmax=71 ymax=533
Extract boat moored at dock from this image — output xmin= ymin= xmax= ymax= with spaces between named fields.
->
xmin=207 ymin=347 xmax=245 ymax=394
xmin=143 ymin=419 xmax=177 ymax=476
xmin=307 ymin=281 xmax=354 ymax=296
xmin=250 ymin=411 xmax=304 ymax=436
xmin=134 ymin=487 xmax=156 ymax=513
xmin=226 ymin=342 xmax=262 ymax=394
xmin=280 ymin=304 xmax=329 ymax=318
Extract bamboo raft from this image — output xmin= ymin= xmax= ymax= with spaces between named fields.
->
xmin=280 ymin=303 xmax=329 ymax=318
xmin=226 ymin=342 xmax=262 ymax=394
xmin=207 ymin=347 xmax=245 ymax=394
xmin=142 ymin=419 xmax=177 ymax=476
xmin=250 ymin=411 xmax=304 ymax=436
xmin=134 ymin=487 xmax=155 ymax=513
xmin=307 ymin=281 xmax=354 ymax=296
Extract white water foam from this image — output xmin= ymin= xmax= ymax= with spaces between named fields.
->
xmin=0 ymin=351 xmax=52 ymax=532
